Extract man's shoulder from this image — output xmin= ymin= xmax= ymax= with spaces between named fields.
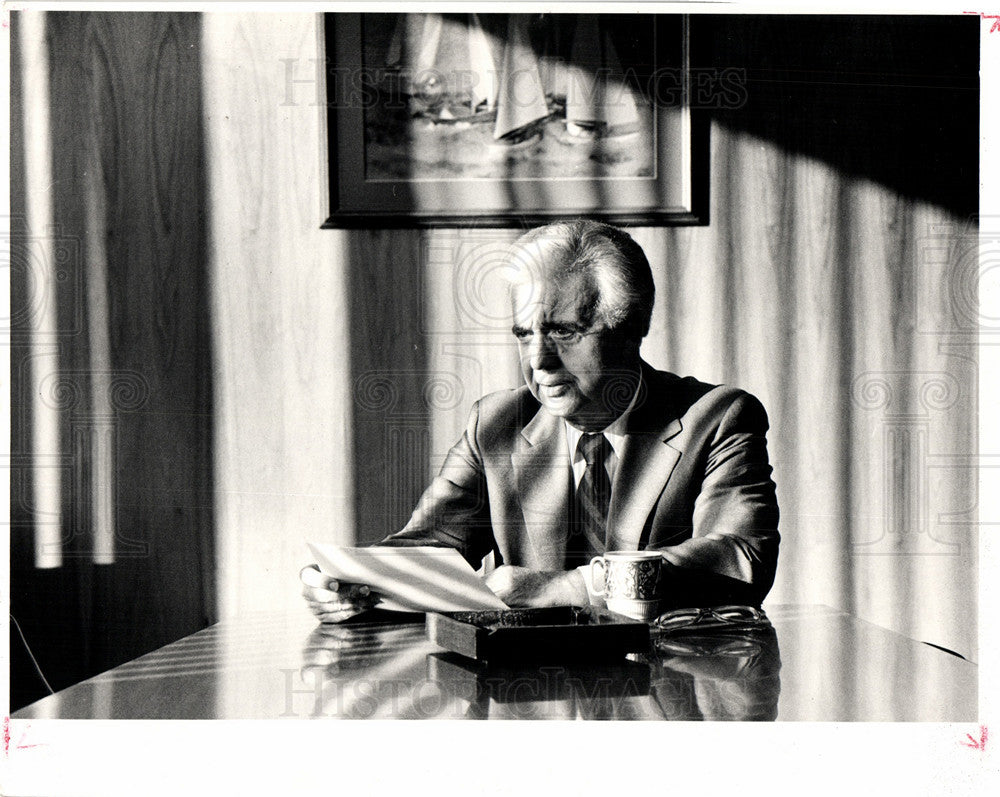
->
xmin=642 ymin=365 xmax=769 ymax=426
xmin=474 ymin=385 xmax=540 ymax=425
xmin=646 ymin=367 xmax=715 ymax=400
xmin=462 ymin=386 xmax=542 ymax=455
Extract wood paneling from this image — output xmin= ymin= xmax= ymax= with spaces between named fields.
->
xmin=346 ymin=229 xmax=428 ymax=543
xmin=10 ymin=11 xmax=214 ymax=710
xmin=202 ymin=14 xmax=356 ymax=617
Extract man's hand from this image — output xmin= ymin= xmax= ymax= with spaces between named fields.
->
xmin=300 ymin=564 xmax=380 ymax=623
xmin=485 ymin=565 xmax=589 ymax=607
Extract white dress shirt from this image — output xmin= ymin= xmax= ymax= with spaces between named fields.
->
xmin=564 ymin=402 xmax=634 ymax=489
xmin=564 ymin=370 xmax=642 ymax=484
xmin=563 ymin=375 xmax=643 ymax=606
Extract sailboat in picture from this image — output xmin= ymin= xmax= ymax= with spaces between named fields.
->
xmin=490 ymin=15 xmax=551 ymax=151
xmin=383 ymin=13 xmax=552 ymax=159
xmin=384 ymin=13 xmax=499 ymax=127
xmin=467 ymin=14 xmax=499 ymax=118
xmin=366 ymin=13 xmax=651 ymax=178
xmin=560 ymin=16 xmax=641 ymax=144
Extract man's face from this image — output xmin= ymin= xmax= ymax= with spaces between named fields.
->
xmin=511 ymin=269 xmax=639 ymax=431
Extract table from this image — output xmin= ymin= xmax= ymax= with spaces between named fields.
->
xmin=13 ymin=605 xmax=977 ymax=721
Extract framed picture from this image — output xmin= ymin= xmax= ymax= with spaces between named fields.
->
xmin=322 ymin=13 xmax=707 ymax=228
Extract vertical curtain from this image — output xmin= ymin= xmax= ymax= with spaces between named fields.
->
xmin=636 ymin=127 xmax=976 ymax=660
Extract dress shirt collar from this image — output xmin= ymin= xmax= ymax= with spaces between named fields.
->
xmin=564 ymin=371 xmax=643 ymax=463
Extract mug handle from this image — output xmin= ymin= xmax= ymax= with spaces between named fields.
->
xmin=589 ymin=556 xmax=606 ymax=596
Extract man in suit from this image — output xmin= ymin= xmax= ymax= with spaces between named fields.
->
xmin=302 ymin=220 xmax=779 ymax=620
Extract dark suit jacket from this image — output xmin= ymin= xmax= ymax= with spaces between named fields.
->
xmin=384 ymin=362 xmax=780 ymax=606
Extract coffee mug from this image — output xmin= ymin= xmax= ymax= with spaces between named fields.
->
xmin=589 ymin=551 xmax=663 ymax=621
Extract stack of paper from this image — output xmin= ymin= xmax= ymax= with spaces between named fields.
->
xmin=307 ymin=543 xmax=509 ymax=613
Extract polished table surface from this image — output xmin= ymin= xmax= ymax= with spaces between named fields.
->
xmin=15 ymin=604 xmax=977 ymax=721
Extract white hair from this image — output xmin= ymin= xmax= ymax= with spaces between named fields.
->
xmin=506 ymin=220 xmax=655 ymax=338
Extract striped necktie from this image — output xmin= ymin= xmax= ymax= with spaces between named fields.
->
xmin=566 ymin=433 xmax=612 ymax=568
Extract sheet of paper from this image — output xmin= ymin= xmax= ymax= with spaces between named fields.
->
xmin=307 ymin=543 xmax=508 ymax=612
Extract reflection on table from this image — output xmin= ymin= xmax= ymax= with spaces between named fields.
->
xmin=14 ymin=605 xmax=976 ymax=721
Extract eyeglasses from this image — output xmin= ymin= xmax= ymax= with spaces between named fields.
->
xmin=654 ymin=636 xmax=766 ymax=658
xmin=651 ymin=605 xmax=770 ymax=634
xmin=511 ymin=325 xmax=604 ymax=349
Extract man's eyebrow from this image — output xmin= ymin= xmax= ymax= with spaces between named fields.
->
xmin=541 ymin=320 xmax=587 ymax=331
xmin=511 ymin=321 xmax=587 ymax=335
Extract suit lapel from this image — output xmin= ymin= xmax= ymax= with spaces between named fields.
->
xmin=512 ymin=407 xmax=571 ymax=568
xmin=606 ymin=365 xmax=684 ymax=551
xmin=509 ymin=364 xmax=686 ymax=559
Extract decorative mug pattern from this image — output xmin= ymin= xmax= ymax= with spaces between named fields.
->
xmin=590 ymin=553 xmax=662 ymax=602
xmin=606 ymin=559 xmax=659 ymax=600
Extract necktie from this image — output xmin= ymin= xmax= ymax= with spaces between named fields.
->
xmin=566 ymin=433 xmax=613 ymax=568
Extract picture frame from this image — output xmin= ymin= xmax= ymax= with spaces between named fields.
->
xmin=322 ymin=13 xmax=708 ymax=228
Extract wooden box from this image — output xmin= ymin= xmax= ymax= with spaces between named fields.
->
xmin=426 ymin=606 xmax=650 ymax=663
